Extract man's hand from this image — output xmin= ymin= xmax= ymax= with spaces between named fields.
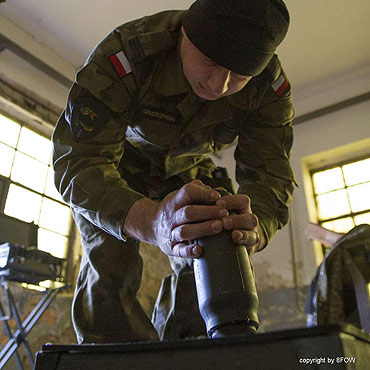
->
xmin=123 ymin=180 xmax=228 ymax=258
xmin=215 ymin=193 xmax=266 ymax=255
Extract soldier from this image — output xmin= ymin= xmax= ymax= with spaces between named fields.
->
xmin=53 ymin=0 xmax=296 ymax=343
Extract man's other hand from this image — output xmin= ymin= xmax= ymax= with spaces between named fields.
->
xmin=215 ymin=193 xmax=266 ymax=255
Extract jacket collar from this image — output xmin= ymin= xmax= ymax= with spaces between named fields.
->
xmin=152 ymin=33 xmax=191 ymax=97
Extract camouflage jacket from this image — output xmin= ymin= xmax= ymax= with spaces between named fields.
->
xmin=53 ymin=10 xmax=296 ymax=244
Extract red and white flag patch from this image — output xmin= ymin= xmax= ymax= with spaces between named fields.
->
xmin=109 ymin=51 xmax=132 ymax=77
xmin=272 ymin=74 xmax=289 ymax=96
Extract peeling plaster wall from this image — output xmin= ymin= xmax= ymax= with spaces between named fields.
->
xmin=0 ymin=284 xmax=75 ymax=370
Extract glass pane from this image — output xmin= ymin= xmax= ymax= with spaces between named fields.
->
xmin=38 ymin=228 xmax=68 ymax=258
xmin=17 ymin=127 xmax=51 ymax=164
xmin=0 ymin=114 xmax=21 ymax=147
xmin=312 ymin=167 xmax=344 ymax=194
xmin=321 ymin=217 xmax=355 ymax=234
xmin=342 ymin=158 xmax=370 ymax=186
xmin=45 ymin=167 xmax=63 ymax=201
xmin=4 ymin=184 xmax=42 ymax=223
xmin=39 ymin=198 xmax=71 ymax=235
xmin=347 ymin=183 xmax=370 ymax=213
xmin=0 ymin=143 xmax=15 ymax=177
xmin=10 ymin=152 xmax=48 ymax=192
xmin=354 ymin=212 xmax=370 ymax=226
xmin=316 ymin=189 xmax=351 ymax=220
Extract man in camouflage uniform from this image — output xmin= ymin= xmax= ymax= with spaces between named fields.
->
xmin=53 ymin=0 xmax=295 ymax=343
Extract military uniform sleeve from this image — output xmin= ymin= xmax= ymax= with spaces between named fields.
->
xmin=52 ymin=29 xmax=144 ymax=241
xmin=233 ymin=58 xmax=296 ymax=245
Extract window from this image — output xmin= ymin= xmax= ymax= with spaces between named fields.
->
xmin=311 ymin=157 xmax=370 ymax=236
xmin=0 ymin=113 xmax=72 ymax=258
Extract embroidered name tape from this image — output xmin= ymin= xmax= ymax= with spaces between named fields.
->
xmin=109 ymin=51 xmax=132 ymax=77
xmin=272 ymin=74 xmax=289 ymax=96
xmin=139 ymin=105 xmax=180 ymax=125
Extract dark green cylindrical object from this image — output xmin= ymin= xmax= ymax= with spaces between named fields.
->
xmin=193 ymin=208 xmax=259 ymax=338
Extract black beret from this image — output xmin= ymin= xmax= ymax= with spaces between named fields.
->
xmin=183 ymin=0 xmax=290 ymax=76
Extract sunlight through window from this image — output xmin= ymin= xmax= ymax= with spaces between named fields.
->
xmin=354 ymin=212 xmax=370 ymax=226
xmin=44 ymin=167 xmax=63 ymax=201
xmin=0 ymin=114 xmax=21 ymax=147
xmin=0 ymin=118 xmax=72 ymax=260
xmin=347 ymin=183 xmax=370 ymax=213
xmin=10 ymin=152 xmax=48 ymax=193
xmin=0 ymin=143 xmax=15 ymax=178
xmin=39 ymin=198 xmax=71 ymax=235
xmin=4 ymin=184 xmax=42 ymax=223
xmin=17 ymin=127 xmax=52 ymax=163
xmin=38 ymin=228 xmax=68 ymax=259
xmin=321 ymin=218 xmax=355 ymax=234
xmin=312 ymin=167 xmax=344 ymax=194
xmin=316 ymin=190 xmax=350 ymax=220
xmin=342 ymin=158 xmax=370 ymax=186
xmin=312 ymin=157 xmax=370 ymax=236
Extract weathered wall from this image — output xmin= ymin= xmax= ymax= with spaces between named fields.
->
xmin=138 ymin=243 xmax=173 ymax=317
xmin=0 ymin=284 xmax=75 ymax=370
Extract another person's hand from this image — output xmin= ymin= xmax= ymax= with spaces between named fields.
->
xmin=215 ymin=193 xmax=266 ymax=255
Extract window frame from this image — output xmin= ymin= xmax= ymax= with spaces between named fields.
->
xmin=310 ymin=154 xmax=370 ymax=252
xmin=0 ymin=109 xmax=77 ymax=283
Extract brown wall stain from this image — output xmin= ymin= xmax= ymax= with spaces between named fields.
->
xmin=254 ymin=260 xmax=294 ymax=291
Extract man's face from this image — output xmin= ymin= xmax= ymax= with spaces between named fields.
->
xmin=180 ymin=27 xmax=252 ymax=101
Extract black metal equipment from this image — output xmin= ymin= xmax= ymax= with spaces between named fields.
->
xmin=33 ymin=324 xmax=370 ymax=370
xmin=0 ymin=243 xmax=64 ymax=284
xmin=193 ymin=170 xmax=259 ymax=339
xmin=0 ymin=243 xmax=67 ymax=370
xmin=193 ymin=223 xmax=259 ymax=338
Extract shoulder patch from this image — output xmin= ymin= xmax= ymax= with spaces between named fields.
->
xmin=272 ymin=73 xmax=289 ymax=96
xmin=70 ymin=96 xmax=111 ymax=140
xmin=109 ymin=51 xmax=132 ymax=78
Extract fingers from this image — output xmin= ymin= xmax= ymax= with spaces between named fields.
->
xmin=231 ymin=229 xmax=259 ymax=247
xmin=170 ymin=242 xmax=202 ymax=259
xmin=216 ymin=193 xmax=252 ymax=213
xmin=215 ymin=194 xmax=259 ymax=249
xmin=173 ymin=205 xmax=228 ymax=227
xmin=159 ymin=184 xmax=264 ymax=259
xmin=168 ymin=226 xmax=260 ymax=258
xmin=173 ymin=180 xmax=221 ymax=209
xmin=168 ymin=223 xmax=259 ymax=258
xmin=170 ymin=219 xmax=224 ymax=245
xmin=222 ymin=213 xmax=258 ymax=231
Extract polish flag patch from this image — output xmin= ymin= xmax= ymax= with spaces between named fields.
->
xmin=109 ymin=51 xmax=132 ymax=77
xmin=272 ymin=74 xmax=289 ymax=96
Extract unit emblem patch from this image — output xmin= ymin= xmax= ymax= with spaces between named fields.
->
xmin=70 ymin=96 xmax=111 ymax=140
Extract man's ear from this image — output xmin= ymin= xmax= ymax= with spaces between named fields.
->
xmin=181 ymin=26 xmax=186 ymax=37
